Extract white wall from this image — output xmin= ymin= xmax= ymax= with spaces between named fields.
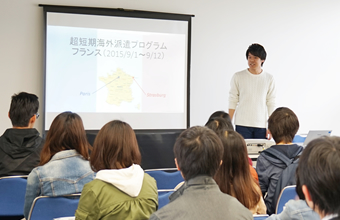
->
xmin=2 ymin=0 xmax=340 ymax=135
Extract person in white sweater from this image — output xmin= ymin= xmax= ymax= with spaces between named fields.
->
xmin=229 ymin=43 xmax=276 ymax=139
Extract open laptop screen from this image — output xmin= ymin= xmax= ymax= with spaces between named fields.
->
xmin=303 ymin=130 xmax=332 ymax=147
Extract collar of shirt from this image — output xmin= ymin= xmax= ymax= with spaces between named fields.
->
xmin=322 ymin=214 xmax=338 ymax=220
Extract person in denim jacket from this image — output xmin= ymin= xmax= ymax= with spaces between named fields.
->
xmin=23 ymin=112 xmax=95 ymax=218
xmin=297 ymin=137 xmax=340 ymax=220
xmin=266 ymin=199 xmax=320 ymax=220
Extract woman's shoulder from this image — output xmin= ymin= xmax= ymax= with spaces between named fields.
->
xmin=144 ymin=172 xmax=156 ymax=182
xmin=36 ymin=153 xmax=92 ymax=179
xmin=47 ymin=150 xmax=90 ymax=165
xmin=142 ymin=173 xmax=158 ymax=193
xmin=79 ymin=179 xmax=112 ymax=199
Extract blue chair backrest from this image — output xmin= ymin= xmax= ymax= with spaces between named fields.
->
xmin=276 ymin=185 xmax=297 ymax=214
xmin=253 ymin=214 xmax=269 ymax=220
xmin=158 ymin=190 xmax=174 ymax=209
xmin=0 ymin=175 xmax=28 ymax=216
xmin=145 ymin=169 xmax=183 ymax=189
xmin=27 ymin=194 xmax=80 ymax=220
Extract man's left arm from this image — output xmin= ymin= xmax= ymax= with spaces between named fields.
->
xmin=266 ymin=75 xmax=276 ymax=117
xmin=266 ymin=76 xmax=276 ymax=140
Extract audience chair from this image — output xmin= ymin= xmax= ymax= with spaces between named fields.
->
xmin=0 ymin=175 xmax=28 ymax=217
xmin=253 ymin=214 xmax=269 ymax=220
xmin=275 ymin=185 xmax=297 ymax=214
xmin=158 ymin=189 xmax=175 ymax=209
xmin=27 ymin=194 xmax=81 ymax=220
xmin=145 ymin=168 xmax=184 ymax=189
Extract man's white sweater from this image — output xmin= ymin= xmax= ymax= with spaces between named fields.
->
xmin=229 ymin=69 xmax=276 ymax=128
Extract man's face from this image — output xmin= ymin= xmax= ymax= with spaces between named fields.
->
xmin=247 ymin=53 xmax=264 ymax=70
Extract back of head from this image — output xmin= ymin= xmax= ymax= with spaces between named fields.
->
xmin=297 ymin=136 xmax=340 ymax=217
xmin=207 ymin=111 xmax=232 ymax=124
xmin=246 ymin=43 xmax=267 ymax=62
xmin=90 ymin=120 xmax=141 ymax=172
xmin=268 ymin=107 xmax=299 ymax=143
xmin=206 ymin=117 xmax=234 ymax=135
xmin=9 ymin=92 xmax=39 ymax=127
xmin=40 ymin=112 xmax=90 ymax=165
xmin=173 ymin=126 xmax=223 ymax=181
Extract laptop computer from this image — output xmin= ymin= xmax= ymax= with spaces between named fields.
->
xmin=303 ymin=130 xmax=332 ymax=147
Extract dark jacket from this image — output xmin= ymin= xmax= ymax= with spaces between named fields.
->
xmin=272 ymin=156 xmax=300 ymax=210
xmin=149 ymin=175 xmax=253 ymax=220
xmin=256 ymin=144 xmax=303 ymax=214
xmin=0 ymin=128 xmax=44 ymax=177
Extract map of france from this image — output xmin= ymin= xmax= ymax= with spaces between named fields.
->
xmin=99 ymin=68 xmax=134 ymax=106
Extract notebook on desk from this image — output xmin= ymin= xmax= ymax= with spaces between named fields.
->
xmin=303 ymin=130 xmax=332 ymax=147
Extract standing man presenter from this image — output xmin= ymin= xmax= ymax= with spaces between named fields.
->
xmin=229 ymin=43 xmax=276 ymax=139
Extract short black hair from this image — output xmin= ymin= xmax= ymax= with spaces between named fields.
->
xmin=246 ymin=43 xmax=267 ymax=66
xmin=268 ymin=107 xmax=299 ymax=144
xmin=9 ymin=92 xmax=39 ymax=127
xmin=173 ymin=126 xmax=223 ymax=181
xmin=297 ymin=136 xmax=340 ymax=217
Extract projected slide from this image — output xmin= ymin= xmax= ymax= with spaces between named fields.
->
xmin=44 ymin=11 xmax=189 ymax=130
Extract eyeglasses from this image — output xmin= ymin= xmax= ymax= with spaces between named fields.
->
xmin=35 ymin=113 xmax=39 ymax=119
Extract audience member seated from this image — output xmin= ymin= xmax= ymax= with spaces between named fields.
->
xmin=256 ymin=107 xmax=303 ymax=214
xmin=75 ymin=120 xmax=157 ymax=220
xmin=206 ymin=110 xmax=255 ymax=166
xmin=297 ymin=136 xmax=340 ymax=220
xmin=0 ymin=92 xmax=44 ymax=177
xmin=267 ymin=199 xmax=320 ymax=220
xmin=23 ymin=112 xmax=95 ymax=218
xmin=206 ymin=118 xmax=258 ymax=181
xmin=213 ymin=130 xmax=266 ymax=214
xmin=149 ymin=126 xmax=253 ymax=220
xmin=205 ymin=110 xmax=234 ymax=131
xmin=266 ymin=168 xmax=320 ymax=220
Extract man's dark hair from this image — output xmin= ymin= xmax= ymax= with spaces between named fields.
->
xmin=9 ymin=92 xmax=39 ymax=127
xmin=297 ymin=136 xmax=340 ymax=218
xmin=246 ymin=43 xmax=267 ymax=66
xmin=173 ymin=126 xmax=223 ymax=181
xmin=268 ymin=107 xmax=299 ymax=144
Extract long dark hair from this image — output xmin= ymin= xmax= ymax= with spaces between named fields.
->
xmin=40 ymin=112 xmax=91 ymax=165
xmin=214 ymin=130 xmax=261 ymax=209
